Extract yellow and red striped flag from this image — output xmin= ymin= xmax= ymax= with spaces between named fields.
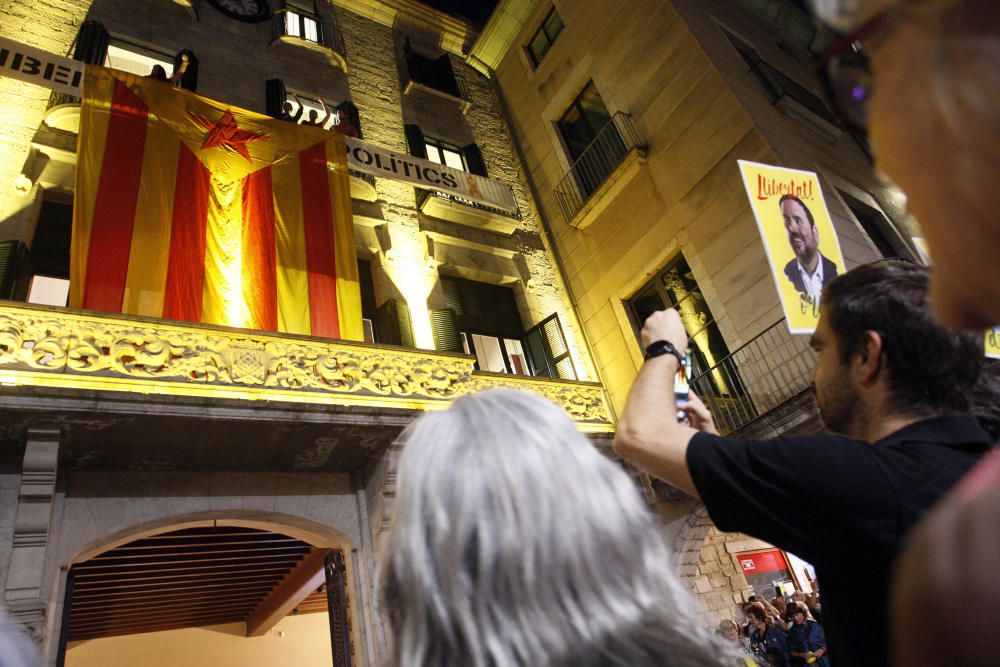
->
xmin=71 ymin=65 xmax=362 ymax=340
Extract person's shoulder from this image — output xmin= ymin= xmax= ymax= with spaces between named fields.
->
xmin=783 ymin=257 xmax=797 ymax=276
xmin=821 ymin=253 xmax=838 ymax=276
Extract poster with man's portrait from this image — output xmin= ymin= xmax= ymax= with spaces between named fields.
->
xmin=738 ymin=161 xmax=847 ymax=334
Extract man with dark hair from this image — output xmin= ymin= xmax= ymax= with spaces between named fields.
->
xmin=780 ymin=195 xmax=838 ymax=306
xmin=614 ymin=261 xmax=990 ymax=667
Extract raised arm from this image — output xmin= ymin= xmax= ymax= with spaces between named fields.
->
xmin=613 ymin=308 xmax=702 ymax=497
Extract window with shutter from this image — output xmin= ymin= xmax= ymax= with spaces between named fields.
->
xmin=430 ymin=308 xmax=462 ymax=353
xmin=0 ymin=240 xmax=32 ymax=301
xmin=524 ymin=313 xmax=576 ymax=380
xmin=74 ymin=21 xmax=110 ymax=65
xmin=375 ymin=299 xmax=414 ymax=348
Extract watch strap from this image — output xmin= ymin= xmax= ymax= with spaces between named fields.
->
xmin=643 ymin=339 xmax=684 ymax=366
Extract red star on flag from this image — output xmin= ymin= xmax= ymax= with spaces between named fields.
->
xmin=190 ymin=109 xmax=268 ymax=162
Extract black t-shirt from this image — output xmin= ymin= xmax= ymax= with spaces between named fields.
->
xmin=687 ymin=416 xmax=991 ymax=667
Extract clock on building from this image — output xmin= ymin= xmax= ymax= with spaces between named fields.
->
xmin=206 ymin=0 xmax=271 ymax=23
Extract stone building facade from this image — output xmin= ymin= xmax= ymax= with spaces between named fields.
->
xmin=0 ymin=0 xmax=613 ymax=664
xmin=471 ymin=0 xmax=917 ymax=624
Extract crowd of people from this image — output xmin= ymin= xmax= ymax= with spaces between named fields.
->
xmin=718 ymin=593 xmax=829 ymax=667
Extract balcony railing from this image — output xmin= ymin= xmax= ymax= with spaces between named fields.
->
xmin=688 ymin=318 xmax=815 ymax=435
xmin=554 ymin=112 xmax=643 ymax=223
xmin=272 ymin=7 xmax=346 ymax=68
xmin=0 ymin=301 xmax=613 ymax=432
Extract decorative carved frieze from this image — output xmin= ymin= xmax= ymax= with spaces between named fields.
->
xmin=0 ymin=303 xmax=614 ymax=428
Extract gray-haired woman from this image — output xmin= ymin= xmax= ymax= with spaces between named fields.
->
xmin=378 ymin=388 xmax=736 ymax=667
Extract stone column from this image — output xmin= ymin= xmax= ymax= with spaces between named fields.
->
xmin=3 ymin=428 xmax=60 ymax=647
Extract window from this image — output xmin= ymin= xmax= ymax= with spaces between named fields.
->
xmin=424 ymin=137 xmax=466 ymax=172
xmin=403 ymin=38 xmax=461 ymax=98
xmin=838 ymin=190 xmax=909 ymax=259
xmin=724 ymin=31 xmax=840 ymax=128
xmin=626 ymin=255 xmax=738 ymax=396
xmin=104 ymin=42 xmax=173 ymax=78
xmin=283 ymin=92 xmax=343 ymax=131
xmin=284 ymin=5 xmax=322 ymax=44
xmin=557 ymin=82 xmax=627 ymax=198
xmin=527 ymin=8 xmax=565 ymax=66
xmin=433 ymin=277 xmax=575 ymax=379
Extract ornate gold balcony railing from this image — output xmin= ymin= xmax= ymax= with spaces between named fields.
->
xmin=0 ymin=302 xmax=614 ymax=432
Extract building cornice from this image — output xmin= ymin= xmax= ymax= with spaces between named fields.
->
xmin=466 ymin=0 xmax=538 ymax=76
xmin=331 ymin=0 xmax=479 ymax=56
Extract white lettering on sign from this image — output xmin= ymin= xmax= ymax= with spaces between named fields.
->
xmin=344 ymin=137 xmax=518 ymax=215
xmin=740 ymin=559 xmax=756 ymax=571
xmin=0 ymin=36 xmax=85 ymax=98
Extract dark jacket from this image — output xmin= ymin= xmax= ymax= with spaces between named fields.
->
xmin=751 ymin=624 xmax=789 ymax=667
xmin=783 ymin=254 xmax=838 ymax=295
xmin=787 ymin=620 xmax=830 ymax=667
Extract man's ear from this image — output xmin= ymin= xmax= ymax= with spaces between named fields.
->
xmin=855 ymin=330 xmax=884 ymax=386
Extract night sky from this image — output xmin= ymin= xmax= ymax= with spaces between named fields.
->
xmin=421 ymin=0 xmax=500 ymax=28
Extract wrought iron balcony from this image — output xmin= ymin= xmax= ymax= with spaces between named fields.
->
xmin=554 ymin=112 xmax=644 ymax=224
xmin=0 ymin=301 xmax=612 ymax=432
xmin=688 ymin=318 xmax=816 ymax=436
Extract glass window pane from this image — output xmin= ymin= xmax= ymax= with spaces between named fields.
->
xmin=104 ymin=44 xmax=173 ymax=78
xmin=303 ymin=16 xmax=319 ymax=43
xmin=504 ymin=338 xmax=527 ymax=375
xmin=425 ymin=144 xmax=442 ymax=164
xmin=544 ymin=11 xmax=565 ymax=41
xmin=442 ymin=148 xmax=465 ymax=171
xmin=460 ymin=332 xmax=471 ymax=355
xmin=27 ymin=276 xmax=70 ymax=307
xmin=471 ymin=334 xmax=507 ymax=373
xmin=286 ymin=11 xmax=301 ymax=37
xmin=630 ymin=285 xmax=668 ymax=326
xmin=528 ymin=31 xmax=550 ymax=64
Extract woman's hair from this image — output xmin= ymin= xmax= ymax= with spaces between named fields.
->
xmin=745 ymin=602 xmax=768 ymax=624
xmin=788 ymin=601 xmax=810 ymax=618
xmin=378 ymin=389 xmax=731 ymax=667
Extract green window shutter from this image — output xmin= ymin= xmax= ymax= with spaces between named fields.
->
xmin=375 ymin=299 xmax=414 ymax=347
xmin=0 ymin=240 xmax=32 ymax=301
xmin=430 ymin=308 xmax=462 ymax=353
xmin=73 ymin=20 xmax=109 ymax=65
xmin=525 ymin=313 xmax=576 ymax=380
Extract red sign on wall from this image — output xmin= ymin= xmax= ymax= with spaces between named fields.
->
xmin=737 ymin=549 xmax=788 ymax=574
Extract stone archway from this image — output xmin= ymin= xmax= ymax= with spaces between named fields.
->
xmin=58 ymin=511 xmax=368 ymax=667
xmin=673 ymin=506 xmax=752 ymax=627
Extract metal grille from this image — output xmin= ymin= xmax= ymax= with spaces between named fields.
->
xmin=689 ymin=319 xmax=815 ymax=435
xmin=555 ymin=112 xmax=643 ymax=223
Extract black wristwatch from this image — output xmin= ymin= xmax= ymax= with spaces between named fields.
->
xmin=644 ymin=339 xmax=684 ymax=366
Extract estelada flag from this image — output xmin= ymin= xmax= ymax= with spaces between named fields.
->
xmin=71 ymin=65 xmax=362 ymax=340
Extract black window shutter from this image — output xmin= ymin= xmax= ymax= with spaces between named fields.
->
xmin=173 ymin=49 xmax=199 ymax=92
xmin=0 ymin=240 xmax=32 ymax=301
xmin=336 ymin=101 xmax=362 ymax=139
xmin=73 ymin=20 xmax=109 ymax=65
xmin=461 ymin=143 xmax=488 ymax=177
xmin=265 ymin=79 xmax=287 ymax=118
xmin=524 ymin=313 xmax=576 ymax=380
xmin=404 ymin=124 xmax=427 ymax=159
xmin=375 ymin=299 xmax=414 ymax=347
xmin=430 ymin=308 xmax=462 ymax=353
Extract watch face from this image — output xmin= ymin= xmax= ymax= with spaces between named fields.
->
xmin=207 ymin=0 xmax=271 ymax=22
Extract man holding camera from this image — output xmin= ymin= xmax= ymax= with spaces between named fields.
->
xmin=614 ymin=262 xmax=989 ymax=666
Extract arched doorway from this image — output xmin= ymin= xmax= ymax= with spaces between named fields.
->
xmin=59 ymin=516 xmax=360 ymax=667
